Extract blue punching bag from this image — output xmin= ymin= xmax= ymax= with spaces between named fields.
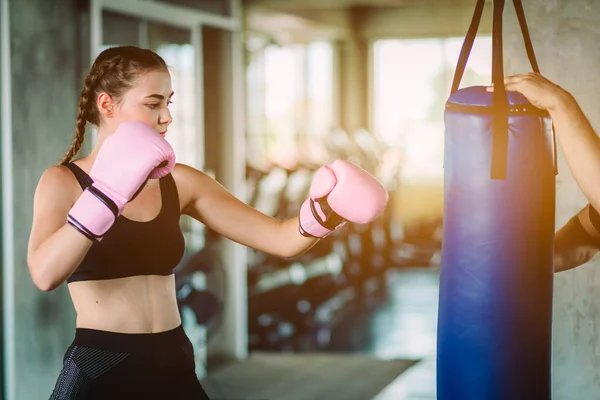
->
xmin=437 ymin=1 xmax=556 ymax=399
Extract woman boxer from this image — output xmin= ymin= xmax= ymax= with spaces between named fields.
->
xmin=27 ymin=46 xmax=388 ymax=399
xmin=490 ymin=73 xmax=600 ymax=272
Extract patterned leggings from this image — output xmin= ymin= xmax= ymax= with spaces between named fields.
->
xmin=49 ymin=325 xmax=210 ymax=399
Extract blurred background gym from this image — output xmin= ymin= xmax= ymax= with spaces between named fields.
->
xmin=1 ymin=0 xmax=599 ymax=399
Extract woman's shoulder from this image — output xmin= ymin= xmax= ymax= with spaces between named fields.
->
xmin=39 ymin=163 xmax=77 ymax=187
xmin=35 ymin=159 xmax=88 ymax=204
xmin=170 ymin=163 xmax=217 ymax=209
xmin=171 ymin=163 xmax=214 ymax=182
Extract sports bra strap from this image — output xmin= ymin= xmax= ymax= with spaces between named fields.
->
xmin=159 ymin=173 xmax=181 ymax=215
xmin=63 ymin=162 xmax=93 ymax=190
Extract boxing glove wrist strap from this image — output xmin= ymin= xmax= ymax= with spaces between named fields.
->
xmin=298 ymin=225 xmax=316 ymax=238
xmin=311 ymin=198 xmax=346 ymax=230
xmin=67 ymin=218 xmax=100 ymax=242
xmin=86 ymin=184 xmax=120 ymax=216
xmin=298 ymin=198 xmax=346 ymax=238
xmin=67 ymin=185 xmax=121 ymax=241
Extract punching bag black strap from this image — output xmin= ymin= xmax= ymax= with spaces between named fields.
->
xmin=491 ymin=0 xmax=508 ymax=179
xmin=452 ymin=0 xmax=541 ymax=93
xmin=513 ymin=0 xmax=558 ymax=175
xmin=513 ymin=0 xmax=540 ymax=73
xmin=450 ymin=0 xmax=485 ymax=95
xmin=451 ymin=0 xmax=545 ymax=179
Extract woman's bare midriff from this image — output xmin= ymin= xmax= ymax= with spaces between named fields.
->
xmin=67 ymin=274 xmax=182 ymax=334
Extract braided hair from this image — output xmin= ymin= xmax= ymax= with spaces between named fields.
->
xmin=60 ymin=46 xmax=167 ymax=164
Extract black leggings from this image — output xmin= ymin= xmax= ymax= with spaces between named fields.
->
xmin=49 ymin=325 xmax=210 ymax=399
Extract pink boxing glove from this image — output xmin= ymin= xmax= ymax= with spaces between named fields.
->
xmin=67 ymin=121 xmax=176 ymax=241
xmin=299 ymin=160 xmax=389 ymax=238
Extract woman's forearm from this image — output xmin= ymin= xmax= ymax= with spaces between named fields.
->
xmin=278 ymin=217 xmax=319 ymax=258
xmin=28 ymin=224 xmax=93 ymax=291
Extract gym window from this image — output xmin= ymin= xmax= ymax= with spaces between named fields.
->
xmin=372 ymin=36 xmax=492 ymax=183
xmin=246 ymin=38 xmax=335 ymax=165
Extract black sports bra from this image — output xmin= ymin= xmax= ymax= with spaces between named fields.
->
xmin=63 ymin=162 xmax=186 ymax=283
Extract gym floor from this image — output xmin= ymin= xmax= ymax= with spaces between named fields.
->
xmin=204 ymin=267 xmax=439 ymax=400
xmin=328 ymin=267 xmax=439 ymax=400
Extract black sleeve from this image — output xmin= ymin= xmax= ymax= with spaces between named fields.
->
xmin=588 ymin=204 xmax=600 ymax=233
xmin=576 ymin=204 xmax=600 ymax=246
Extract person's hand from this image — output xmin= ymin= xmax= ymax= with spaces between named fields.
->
xmin=486 ymin=72 xmax=573 ymax=112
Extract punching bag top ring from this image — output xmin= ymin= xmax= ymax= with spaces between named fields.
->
xmin=446 ymin=86 xmax=549 ymax=117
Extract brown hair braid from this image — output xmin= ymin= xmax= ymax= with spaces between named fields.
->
xmin=60 ymin=46 xmax=168 ymax=164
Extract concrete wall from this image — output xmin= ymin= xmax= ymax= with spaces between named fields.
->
xmin=504 ymin=1 xmax=600 ymax=398
xmin=7 ymin=0 xmax=87 ymax=398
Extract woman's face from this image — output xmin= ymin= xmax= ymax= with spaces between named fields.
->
xmin=103 ymin=69 xmax=174 ymax=137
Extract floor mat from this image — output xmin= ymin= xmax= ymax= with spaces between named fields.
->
xmin=201 ymin=352 xmax=417 ymax=400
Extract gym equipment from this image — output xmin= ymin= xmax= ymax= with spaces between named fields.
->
xmin=437 ymin=1 xmax=555 ymax=399
xmin=175 ymin=239 xmax=225 ymax=342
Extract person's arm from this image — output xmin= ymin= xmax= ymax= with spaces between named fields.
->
xmin=550 ymin=99 xmax=600 ymax=213
xmin=27 ymin=166 xmax=94 ymax=291
xmin=491 ymin=73 xmax=600 ymax=212
xmin=174 ymin=164 xmax=318 ymax=259
xmin=554 ymin=204 xmax=600 ymax=272
xmin=174 ymin=161 xmax=388 ymax=259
